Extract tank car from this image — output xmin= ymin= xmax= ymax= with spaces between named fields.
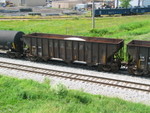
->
xmin=0 ymin=30 xmax=24 ymax=58
xmin=22 ymin=33 xmax=124 ymax=72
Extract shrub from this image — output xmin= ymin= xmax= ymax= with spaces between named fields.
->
xmin=74 ymin=94 xmax=92 ymax=104
xmin=119 ymin=22 xmax=148 ymax=31
xmin=55 ymin=84 xmax=68 ymax=98
xmin=70 ymin=91 xmax=92 ymax=104
xmin=90 ymin=29 xmax=109 ymax=36
xmin=73 ymin=17 xmax=79 ymax=20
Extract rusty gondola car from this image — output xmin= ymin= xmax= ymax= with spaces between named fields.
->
xmin=23 ymin=33 xmax=124 ymax=72
xmin=127 ymin=40 xmax=150 ymax=75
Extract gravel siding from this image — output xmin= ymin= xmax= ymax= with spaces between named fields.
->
xmin=0 ymin=57 xmax=150 ymax=105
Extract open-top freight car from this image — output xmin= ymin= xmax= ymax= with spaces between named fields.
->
xmin=23 ymin=33 xmax=124 ymax=72
xmin=0 ymin=30 xmax=150 ymax=76
xmin=127 ymin=40 xmax=150 ymax=76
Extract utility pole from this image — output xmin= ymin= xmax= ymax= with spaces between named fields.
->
xmin=116 ymin=0 xmax=119 ymax=8
xmin=92 ymin=0 xmax=95 ymax=29
xmin=138 ymin=0 xmax=141 ymax=6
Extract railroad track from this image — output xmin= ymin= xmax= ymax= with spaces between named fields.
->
xmin=0 ymin=17 xmax=71 ymax=20
xmin=0 ymin=17 xmax=91 ymax=20
xmin=0 ymin=61 xmax=150 ymax=93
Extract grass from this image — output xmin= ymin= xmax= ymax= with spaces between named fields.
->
xmin=0 ymin=75 xmax=150 ymax=113
xmin=0 ymin=15 xmax=150 ymax=112
xmin=0 ymin=15 xmax=150 ymax=45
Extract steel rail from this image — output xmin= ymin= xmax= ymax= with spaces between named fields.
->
xmin=0 ymin=61 xmax=150 ymax=92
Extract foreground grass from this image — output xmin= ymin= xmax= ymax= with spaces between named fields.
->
xmin=0 ymin=15 xmax=150 ymax=44
xmin=0 ymin=75 xmax=150 ymax=113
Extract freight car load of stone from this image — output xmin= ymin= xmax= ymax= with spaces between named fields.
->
xmin=0 ymin=30 xmax=150 ymax=76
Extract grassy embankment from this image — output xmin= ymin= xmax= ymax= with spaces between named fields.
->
xmin=0 ymin=15 xmax=150 ymax=44
xmin=1 ymin=15 xmax=149 ymax=60
xmin=0 ymin=75 xmax=150 ymax=113
xmin=0 ymin=15 xmax=150 ymax=112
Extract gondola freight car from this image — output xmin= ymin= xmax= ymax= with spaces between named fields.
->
xmin=22 ymin=33 xmax=124 ymax=72
xmin=127 ymin=40 xmax=150 ymax=75
xmin=1 ymin=30 xmax=150 ymax=76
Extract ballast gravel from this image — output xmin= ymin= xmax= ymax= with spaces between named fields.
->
xmin=0 ymin=57 xmax=150 ymax=105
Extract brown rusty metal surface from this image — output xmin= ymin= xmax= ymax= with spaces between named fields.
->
xmin=23 ymin=33 xmax=123 ymax=44
xmin=128 ymin=40 xmax=150 ymax=48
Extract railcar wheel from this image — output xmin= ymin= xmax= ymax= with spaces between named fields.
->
xmin=128 ymin=64 xmax=145 ymax=76
xmin=102 ymin=65 xmax=111 ymax=72
xmin=7 ymin=54 xmax=15 ymax=58
xmin=36 ymin=58 xmax=43 ymax=62
xmin=98 ymin=64 xmax=103 ymax=71
xmin=143 ymin=71 xmax=149 ymax=76
xmin=42 ymin=57 xmax=49 ymax=62
xmin=28 ymin=56 xmax=38 ymax=62
xmin=133 ymin=69 xmax=144 ymax=76
xmin=7 ymin=51 xmax=18 ymax=58
xmin=15 ymin=53 xmax=22 ymax=58
xmin=127 ymin=67 xmax=134 ymax=75
xmin=111 ymin=63 xmax=119 ymax=72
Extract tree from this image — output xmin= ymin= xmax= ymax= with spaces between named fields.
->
xmin=120 ymin=0 xmax=132 ymax=8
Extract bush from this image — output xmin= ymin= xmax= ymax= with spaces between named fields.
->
xmin=55 ymin=84 xmax=68 ymax=98
xmin=74 ymin=94 xmax=92 ymax=104
xmin=119 ymin=22 xmax=147 ymax=31
xmin=90 ymin=29 xmax=110 ymax=36
xmin=73 ymin=17 xmax=79 ymax=20
xmin=68 ymin=91 xmax=92 ymax=104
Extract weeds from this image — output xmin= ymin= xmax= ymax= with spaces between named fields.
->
xmin=1 ymin=15 xmax=150 ymax=113
xmin=74 ymin=92 xmax=92 ymax=104
xmin=90 ymin=29 xmax=110 ymax=36
xmin=119 ymin=22 xmax=148 ymax=31
xmin=54 ymin=84 xmax=68 ymax=98
xmin=0 ymin=75 xmax=150 ymax=113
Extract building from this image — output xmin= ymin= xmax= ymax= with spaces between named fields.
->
xmin=115 ymin=0 xmax=150 ymax=8
xmin=8 ymin=0 xmax=46 ymax=6
xmin=52 ymin=0 xmax=107 ymax=9
xmin=52 ymin=0 xmax=82 ymax=9
xmin=143 ymin=0 xmax=150 ymax=7
xmin=0 ymin=0 xmax=5 ymax=3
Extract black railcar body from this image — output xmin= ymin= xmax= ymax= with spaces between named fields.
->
xmin=127 ymin=40 xmax=150 ymax=75
xmin=0 ymin=30 xmax=150 ymax=76
xmin=23 ymin=33 xmax=124 ymax=72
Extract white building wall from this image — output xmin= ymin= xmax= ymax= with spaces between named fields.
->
xmin=0 ymin=0 xmax=6 ymax=3
xmin=8 ymin=0 xmax=21 ymax=6
xmin=26 ymin=0 xmax=46 ymax=6
xmin=9 ymin=0 xmax=46 ymax=6
xmin=115 ymin=0 xmax=145 ymax=8
xmin=143 ymin=0 xmax=150 ymax=7
xmin=52 ymin=1 xmax=82 ymax=9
